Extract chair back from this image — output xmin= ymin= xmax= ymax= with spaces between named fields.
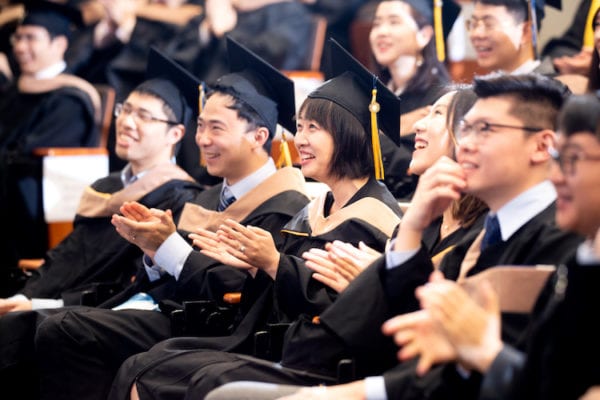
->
xmin=305 ymin=15 xmax=327 ymax=71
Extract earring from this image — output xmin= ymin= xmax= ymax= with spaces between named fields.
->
xmin=416 ymin=55 xmax=424 ymax=67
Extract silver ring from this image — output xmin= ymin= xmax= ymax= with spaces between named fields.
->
xmin=239 ymin=245 xmax=246 ymax=253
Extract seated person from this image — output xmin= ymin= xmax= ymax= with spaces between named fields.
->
xmin=35 ymin=38 xmax=404 ymax=400
xmin=0 ymin=0 xmax=100 ymax=265
xmin=0 ymin=47 xmax=205 ymax=400
xmin=382 ymin=92 xmax=600 ymax=400
xmin=139 ymin=72 xmax=584 ymax=400
xmin=24 ymin=37 xmax=310 ymax=400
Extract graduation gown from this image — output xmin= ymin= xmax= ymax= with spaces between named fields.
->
xmin=379 ymin=203 xmax=584 ymax=400
xmin=480 ymin=255 xmax=600 ymax=400
xmin=0 ymin=163 xmax=200 ymax=400
xmin=106 ymin=177 xmax=403 ymax=400
xmin=143 ymin=203 xmax=583 ymax=400
xmin=0 ymin=75 xmax=99 ymax=264
xmin=185 ymin=1 xmax=313 ymax=86
xmin=20 ymin=163 xmax=201 ymax=303
xmin=34 ymin=167 xmax=310 ymax=400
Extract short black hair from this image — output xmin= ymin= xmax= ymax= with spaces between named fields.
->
xmin=133 ymin=85 xmax=179 ymax=124
xmin=558 ymin=94 xmax=600 ymax=140
xmin=473 ymin=0 xmax=541 ymax=27
xmin=299 ymin=97 xmax=374 ymax=180
xmin=207 ymin=86 xmax=273 ymax=152
xmin=131 ymin=86 xmax=182 ymax=156
xmin=473 ymin=72 xmax=571 ymax=131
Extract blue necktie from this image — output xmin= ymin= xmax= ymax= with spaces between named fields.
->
xmin=218 ymin=186 xmax=236 ymax=211
xmin=481 ymin=214 xmax=502 ymax=251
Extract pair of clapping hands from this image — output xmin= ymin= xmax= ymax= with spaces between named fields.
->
xmin=111 ymin=201 xmax=381 ymax=285
xmin=111 ymin=201 xmax=280 ymax=278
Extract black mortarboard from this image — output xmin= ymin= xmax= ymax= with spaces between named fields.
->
xmin=316 ymin=38 xmax=401 ymax=179
xmin=319 ymin=38 xmax=401 ymax=146
xmin=213 ymin=36 xmax=296 ymax=136
xmin=21 ymin=0 xmax=83 ymax=39
xmin=136 ymin=47 xmax=203 ymax=125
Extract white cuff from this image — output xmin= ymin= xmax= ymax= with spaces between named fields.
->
xmin=154 ymin=232 xmax=193 ymax=280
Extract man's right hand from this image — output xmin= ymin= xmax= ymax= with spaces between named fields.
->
xmin=111 ymin=201 xmax=176 ymax=259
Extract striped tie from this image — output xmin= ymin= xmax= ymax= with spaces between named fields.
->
xmin=218 ymin=186 xmax=236 ymax=211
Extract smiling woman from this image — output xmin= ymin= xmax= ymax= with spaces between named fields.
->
xmin=104 ymin=38 xmax=406 ymax=400
xmin=365 ymin=0 xmax=459 ymax=200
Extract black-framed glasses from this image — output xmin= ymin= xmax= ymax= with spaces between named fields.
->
xmin=114 ymin=103 xmax=178 ymax=125
xmin=457 ymin=120 xmax=544 ymax=142
xmin=550 ymin=144 xmax=600 ymax=175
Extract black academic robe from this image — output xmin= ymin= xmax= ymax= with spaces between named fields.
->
xmin=0 ymin=163 xmax=200 ymax=400
xmin=20 ymin=167 xmax=202 ymax=303
xmin=186 ymin=2 xmax=313 ymax=86
xmin=0 ymin=81 xmax=99 ymax=265
xmin=380 ymin=204 xmax=584 ymax=400
xmin=34 ymin=167 xmax=310 ymax=400
xmin=141 ymin=203 xmax=583 ymax=400
xmin=105 ymin=177 xmax=403 ymax=400
xmin=480 ymin=255 xmax=600 ymax=400
xmin=67 ymin=17 xmax=184 ymax=102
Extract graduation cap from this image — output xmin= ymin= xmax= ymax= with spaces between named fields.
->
xmin=20 ymin=0 xmax=84 ymax=39
xmin=135 ymin=47 xmax=203 ymax=125
xmin=212 ymin=36 xmax=296 ymax=136
xmin=399 ymin=0 xmax=462 ymax=62
xmin=315 ymin=38 xmax=401 ymax=179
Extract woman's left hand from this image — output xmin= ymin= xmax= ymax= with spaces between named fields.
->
xmin=216 ymin=219 xmax=281 ymax=279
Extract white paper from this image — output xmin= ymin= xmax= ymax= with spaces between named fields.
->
xmin=42 ymin=154 xmax=109 ymax=222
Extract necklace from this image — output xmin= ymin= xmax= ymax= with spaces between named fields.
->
xmin=441 ymin=220 xmax=461 ymax=232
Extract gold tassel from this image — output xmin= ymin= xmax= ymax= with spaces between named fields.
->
xmin=198 ymin=83 xmax=207 ymax=167
xmin=276 ymin=130 xmax=293 ymax=168
xmin=434 ymin=0 xmax=445 ymax=62
xmin=369 ymin=87 xmax=384 ymax=180
xmin=583 ymin=0 xmax=600 ymax=50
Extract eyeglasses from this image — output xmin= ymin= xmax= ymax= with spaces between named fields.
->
xmin=114 ymin=103 xmax=178 ymax=125
xmin=457 ymin=120 xmax=544 ymax=142
xmin=9 ymin=33 xmax=48 ymax=46
xmin=550 ymin=145 xmax=600 ymax=175
xmin=465 ymin=16 xmax=504 ymax=33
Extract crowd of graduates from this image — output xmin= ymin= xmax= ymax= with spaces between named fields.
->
xmin=1 ymin=1 xmax=600 ymax=400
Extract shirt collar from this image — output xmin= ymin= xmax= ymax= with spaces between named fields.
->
xmin=35 ymin=61 xmax=67 ymax=79
xmin=493 ymin=180 xmax=557 ymax=241
xmin=510 ymin=59 xmax=541 ymax=75
xmin=224 ymin=158 xmax=277 ymax=200
xmin=120 ymin=157 xmax=177 ymax=187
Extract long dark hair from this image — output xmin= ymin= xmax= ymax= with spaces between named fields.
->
xmin=587 ymin=7 xmax=600 ymax=92
xmin=371 ymin=1 xmax=450 ymax=96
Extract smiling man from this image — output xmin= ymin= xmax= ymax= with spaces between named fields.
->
xmin=0 ymin=0 xmax=101 ymax=269
xmin=32 ymin=37 xmax=310 ymax=400
xmin=196 ymin=73 xmax=587 ymax=400
xmin=467 ymin=0 xmax=557 ymax=75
